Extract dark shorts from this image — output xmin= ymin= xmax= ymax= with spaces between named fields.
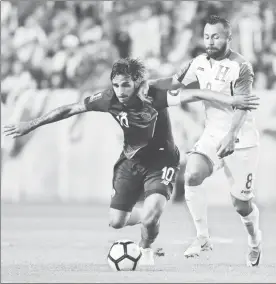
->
xmin=110 ymin=148 xmax=180 ymax=212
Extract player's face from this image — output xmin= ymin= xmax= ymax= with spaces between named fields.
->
xmin=204 ymin=23 xmax=230 ymax=59
xmin=112 ymin=75 xmax=136 ymax=104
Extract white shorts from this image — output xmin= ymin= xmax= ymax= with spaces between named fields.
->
xmin=188 ymin=132 xmax=259 ymax=201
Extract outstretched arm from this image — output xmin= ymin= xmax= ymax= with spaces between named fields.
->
xmin=178 ymin=89 xmax=259 ymax=109
xmin=3 ymin=102 xmax=89 ymax=138
xmin=166 ymin=88 xmax=259 ymax=110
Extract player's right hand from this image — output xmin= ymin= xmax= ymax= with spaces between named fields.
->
xmin=3 ymin=122 xmax=32 ymax=138
xmin=232 ymin=95 xmax=260 ymax=110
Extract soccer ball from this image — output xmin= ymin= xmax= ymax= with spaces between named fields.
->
xmin=107 ymin=239 xmax=142 ymax=271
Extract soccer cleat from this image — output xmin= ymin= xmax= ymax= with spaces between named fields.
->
xmin=138 ymin=247 xmax=155 ymax=266
xmin=184 ymin=236 xmax=213 ymax=258
xmin=246 ymin=230 xmax=262 ymax=267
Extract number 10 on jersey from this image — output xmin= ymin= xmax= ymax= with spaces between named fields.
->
xmin=161 ymin=167 xmax=175 ymax=185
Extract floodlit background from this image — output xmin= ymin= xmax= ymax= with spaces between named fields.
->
xmin=1 ymin=1 xmax=276 ymax=282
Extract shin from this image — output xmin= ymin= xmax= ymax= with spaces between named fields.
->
xmin=139 ymin=193 xmax=167 ymax=249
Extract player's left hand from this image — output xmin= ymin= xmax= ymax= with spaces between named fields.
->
xmin=3 ymin=122 xmax=32 ymax=138
xmin=232 ymin=95 xmax=260 ymax=110
xmin=216 ymin=133 xmax=236 ymax=158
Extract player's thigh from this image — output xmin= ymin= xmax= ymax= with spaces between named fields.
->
xmin=186 ymin=132 xmax=221 ymax=185
xmin=110 ymin=156 xmax=144 ymax=213
xmin=223 ymin=146 xmax=259 ymax=201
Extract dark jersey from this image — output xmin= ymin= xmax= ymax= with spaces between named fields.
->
xmin=84 ymin=86 xmax=177 ymax=161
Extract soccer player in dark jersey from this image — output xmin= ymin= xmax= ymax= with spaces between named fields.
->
xmin=3 ymin=58 xmax=259 ymax=266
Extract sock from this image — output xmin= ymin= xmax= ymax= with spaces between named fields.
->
xmin=185 ymin=184 xmax=209 ymax=238
xmin=139 ymin=220 xmax=160 ymax=249
xmin=126 ymin=207 xmax=142 ymax=226
xmin=240 ymin=203 xmax=260 ymax=247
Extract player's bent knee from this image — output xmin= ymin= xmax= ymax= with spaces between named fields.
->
xmin=185 ymin=153 xmax=213 ymax=186
xmin=184 ymin=171 xmax=205 ymax=186
xmin=231 ymin=195 xmax=253 ymax=217
xmin=109 ymin=209 xmax=130 ymax=229
xmin=109 ymin=219 xmax=126 ymax=229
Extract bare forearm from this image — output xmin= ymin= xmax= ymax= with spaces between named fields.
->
xmin=178 ymin=89 xmax=233 ymax=105
xmin=29 ymin=106 xmax=75 ymax=130
xmin=228 ymin=109 xmax=247 ymax=137
xmin=192 ymin=89 xmax=233 ymax=105
xmin=171 ymin=89 xmax=258 ymax=111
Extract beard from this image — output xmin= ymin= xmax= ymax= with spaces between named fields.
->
xmin=206 ymin=42 xmax=228 ymax=59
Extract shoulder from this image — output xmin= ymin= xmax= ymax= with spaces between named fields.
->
xmin=83 ymin=88 xmax=115 ymax=112
xmin=228 ymin=50 xmax=253 ymax=70
xmin=189 ymin=53 xmax=208 ymax=66
xmin=84 ymin=88 xmax=114 ymax=104
xmin=177 ymin=54 xmax=207 ymax=70
xmin=195 ymin=53 xmax=208 ymax=61
xmin=175 ymin=54 xmax=207 ymax=81
xmin=228 ymin=50 xmax=248 ymax=64
xmin=228 ymin=50 xmax=254 ymax=78
xmin=193 ymin=53 xmax=208 ymax=65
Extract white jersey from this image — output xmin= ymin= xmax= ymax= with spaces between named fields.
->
xmin=174 ymin=49 xmax=259 ymax=148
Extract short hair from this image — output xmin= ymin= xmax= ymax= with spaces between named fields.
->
xmin=205 ymin=15 xmax=232 ymax=37
xmin=110 ymin=58 xmax=146 ymax=82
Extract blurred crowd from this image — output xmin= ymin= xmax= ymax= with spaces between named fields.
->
xmin=2 ymin=0 xmax=276 ymax=104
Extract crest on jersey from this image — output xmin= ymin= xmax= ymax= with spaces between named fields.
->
xmin=215 ymin=65 xmax=230 ymax=82
xmin=140 ymin=112 xmax=151 ymax=120
xmin=116 ymin=112 xmax=129 ymax=128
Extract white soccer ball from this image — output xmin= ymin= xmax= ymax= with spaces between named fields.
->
xmin=107 ymin=239 xmax=142 ymax=271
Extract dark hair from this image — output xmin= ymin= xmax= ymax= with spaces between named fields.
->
xmin=205 ymin=15 xmax=232 ymax=37
xmin=110 ymin=58 xmax=146 ymax=82
xmin=110 ymin=58 xmax=151 ymax=104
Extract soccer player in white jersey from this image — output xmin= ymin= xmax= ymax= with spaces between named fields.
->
xmin=143 ymin=15 xmax=262 ymax=266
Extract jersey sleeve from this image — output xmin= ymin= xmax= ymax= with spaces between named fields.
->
xmin=83 ymin=89 xmax=113 ymax=112
xmin=173 ymin=59 xmax=198 ymax=86
xmin=234 ymin=62 xmax=254 ymax=95
xmin=149 ymin=87 xmax=182 ymax=109
xmin=148 ymin=87 xmax=169 ymax=110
